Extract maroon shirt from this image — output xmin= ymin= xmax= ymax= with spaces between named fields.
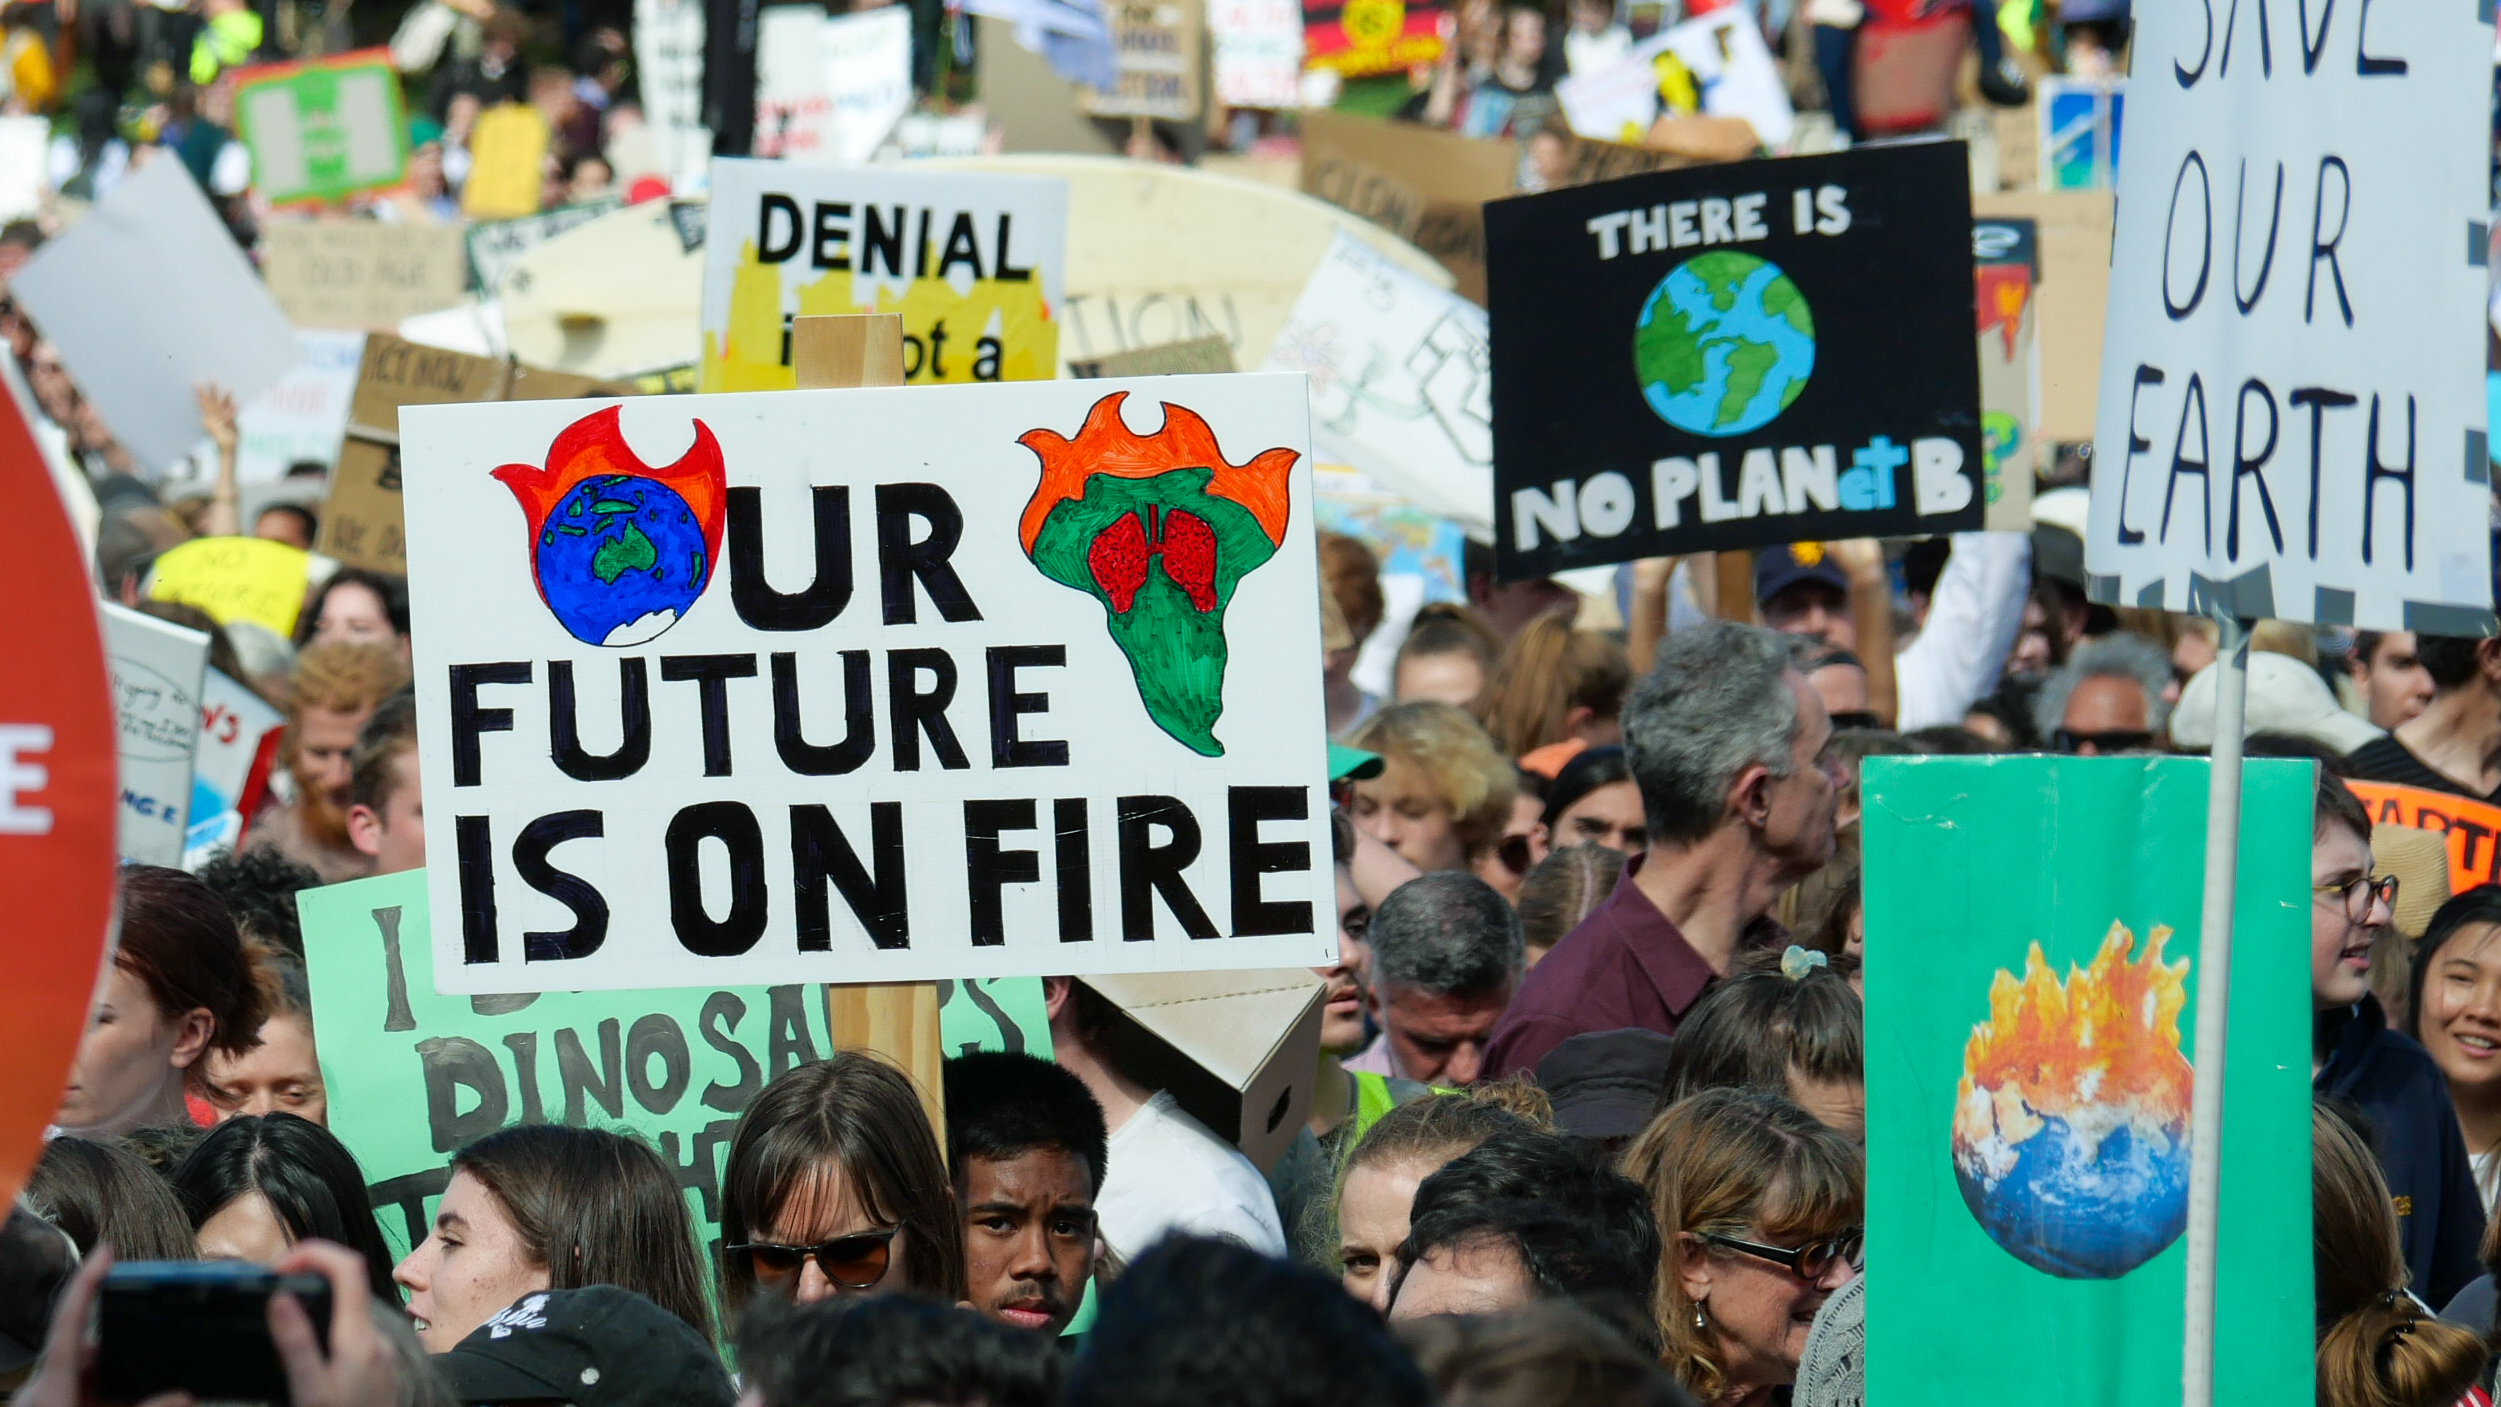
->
xmin=1484 ymin=853 xmax=1719 ymax=1080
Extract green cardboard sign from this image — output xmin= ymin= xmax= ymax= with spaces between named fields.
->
xmin=234 ymin=50 xmax=409 ymax=206
xmin=298 ymin=868 xmax=835 ymax=1269
xmin=1862 ymin=756 xmax=2312 ymax=1406
xmin=937 ymin=977 xmax=1051 ymax=1059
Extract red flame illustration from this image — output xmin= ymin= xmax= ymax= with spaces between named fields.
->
xmin=491 ymin=406 xmax=728 ymax=564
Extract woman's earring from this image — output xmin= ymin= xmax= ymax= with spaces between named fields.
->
xmin=1692 ymin=1302 xmax=1708 ymax=1332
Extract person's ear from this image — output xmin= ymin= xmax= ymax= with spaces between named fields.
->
xmin=168 ymin=1007 xmax=216 ymax=1070
xmin=1676 ymin=1232 xmax=1715 ymax=1305
xmin=1561 ymin=703 xmax=1596 ymax=740
xmin=346 ymin=803 xmax=382 ymax=857
xmin=2477 ymin=636 xmax=2501 ymax=682
xmin=1042 ymin=976 xmax=1073 ymax=1024
xmin=1730 ymin=763 xmax=1774 ymax=829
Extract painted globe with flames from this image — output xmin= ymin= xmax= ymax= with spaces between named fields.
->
xmin=1950 ymin=924 xmax=2194 ymax=1280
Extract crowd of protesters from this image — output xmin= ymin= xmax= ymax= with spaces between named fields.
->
xmin=11 ymin=466 xmax=2501 ymax=1407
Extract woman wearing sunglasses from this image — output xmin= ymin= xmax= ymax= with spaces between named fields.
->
xmin=1623 ymin=1087 xmax=1864 ymax=1406
xmin=720 ymin=1052 xmax=966 ymax=1308
xmin=393 ymin=1124 xmax=713 ymax=1351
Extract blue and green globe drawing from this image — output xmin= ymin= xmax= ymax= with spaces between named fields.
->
xmin=534 ymin=474 xmax=711 ymax=647
xmin=1633 ymin=250 xmax=1816 ymax=438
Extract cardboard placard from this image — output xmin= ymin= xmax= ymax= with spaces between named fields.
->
xmin=102 ymin=602 xmax=209 ymax=866
xmin=1554 ymin=8 xmax=1791 ymax=149
xmin=1971 ymin=190 xmax=2108 ymax=446
xmin=1208 ymin=0 xmax=1301 ymax=107
xmin=1297 ymin=110 xmax=1515 ymax=306
xmin=261 ymin=220 xmax=470 ymax=330
xmin=2084 ymin=0 xmax=2492 ymax=631
xmin=1078 ymin=967 xmax=1323 ymax=1173
xmin=467 ymin=198 xmax=626 ymax=296
xmin=1068 ymin=336 xmax=1237 ymax=378
xmin=11 ymin=159 xmax=301 ymax=473
xmin=1523 ymin=128 xmax=1689 ymax=192
xmin=1081 ymin=0 xmax=1203 ymax=120
xmin=1486 ymin=142 xmax=1982 ymax=577
xmin=398 ymin=377 xmax=1334 ymax=993
xmin=232 ymin=49 xmax=408 ymax=206
xmin=148 ymin=536 xmax=310 ymax=640
xmin=2346 ymin=781 xmax=2501 ymax=896
xmin=502 ymin=200 xmax=707 ymax=382
xmin=0 ymin=376 xmax=116 ymax=1206
xmin=1863 ymin=756 xmax=2311 ymax=1407
xmin=298 ymin=868 xmax=837 ymax=1263
xmin=1262 ymin=230 xmax=1492 ymax=534
xmin=699 ymin=159 xmax=1069 ymax=392
xmin=1974 ymin=216 xmax=2039 ymax=533
xmin=461 ymin=103 xmax=551 ymax=221
xmin=1301 ymin=0 xmax=1441 ymax=76
xmin=318 ymin=335 xmax=636 ymax=576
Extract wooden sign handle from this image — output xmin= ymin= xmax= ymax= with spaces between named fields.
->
xmin=1713 ymin=551 xmax=1756 ymax=624
xmin=794 ymin=314 xmax=944 ymax=1148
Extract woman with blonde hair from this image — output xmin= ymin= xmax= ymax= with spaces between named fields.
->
xmin=1324 ymin=1090 xmax=1542 ymax=1309
xmin=1622 ymin=1088 xmax=1863 ymax=1405
xmin=1472 ymin=608 xmax=1631 ymax=762
xmin=1347 ymin=701 xmax=1519 ymax=875
xmin=2313 ymin=1103 xmax=2483 ymax=1407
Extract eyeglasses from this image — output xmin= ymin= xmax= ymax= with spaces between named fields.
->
xmin=2053 ymin=728 xmax=2155 ymax=754
xmin=1694 ymin=1227 xmax=1863 ymax=1281
xmin=2313 ymin=873 xmax=2399 ymax=923
xmin=727 ymin=1227 xmax=900 ymax=1289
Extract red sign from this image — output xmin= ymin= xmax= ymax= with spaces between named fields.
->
xmin=1303 ymin=0 xmax=1443 ymax=76
xmin=2346 ymin=780 xmax=2501 ymax=896
xmin=0 ymin=387 xmax=115 ymax=1205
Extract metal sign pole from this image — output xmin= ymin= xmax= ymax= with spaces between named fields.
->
xmin=2181 ymin=614 xmax=2251 ymax=1407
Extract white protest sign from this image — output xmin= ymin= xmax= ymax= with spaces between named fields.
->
xmin=1262 ymin=231 xmax=1491 ymax=537
xmin=101 ymin=603 xmax=209 ymax=866
xmin=182 ymin=667 xmax=284 ymax=868
xmin=232 ymin=329 xmax=364 ymax=482
xmin=754 ymin=6 xmax=837 ymax=160
xmin=1555 ymin=8 xmax=1792 ymax=149
xmin=1208 ymin=0 xmax=1301 ymax=108
xmin=2084 ymin=0 xmax=2492 ymax=631
xmin=699 ymin=159 xmax=1068 ymax=390
xmin=0 ymin=115 xmax=48 ymax=221
xmin=468 ymin=198 xmax=625 ymax=297
xmin=11 ymin=160 xmax=300 ymax=473
xmin=821 ymin=7 xmax=913 ymax=163
xmin=634 ymin=0 xmax=712 ymax=184
xmin=400 ymin=376 xmax=1334 ymax=994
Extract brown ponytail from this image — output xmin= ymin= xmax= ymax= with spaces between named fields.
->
xmin=2312 ymin=1104 xmax=2484 ymax=1407
xmin=1470 ymin=609 xmax=1631 ymax=760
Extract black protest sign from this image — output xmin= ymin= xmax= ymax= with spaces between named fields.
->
xmin=1485 ymin=142 xmax=1982 ymax=578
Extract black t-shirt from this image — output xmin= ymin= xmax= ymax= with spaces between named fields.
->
xmin=2343 ymin=734 xmax=2501 ymax=803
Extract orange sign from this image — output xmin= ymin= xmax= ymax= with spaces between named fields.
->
xmin=2346 ymin=780 xmax=2501 ymax=895
xmin=0 ymin=387 xmax=117 ymax=1206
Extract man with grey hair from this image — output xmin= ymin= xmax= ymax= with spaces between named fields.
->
xmin=1485 ymin=620 xmax=1843 ymax=1080
xmin=1342 ymin=872 xmax=1523 ymax=1086
xmin=2033 ymin=632 xmax=2172 ymax=755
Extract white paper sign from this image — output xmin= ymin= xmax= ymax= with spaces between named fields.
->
xmin=634 ymin=0 xmax=712 ymax=184
xmin=468 ymin=198 xmax=626 ymax=297
xmin=11 ymin=160 xmax=301 ymax=473
xmin=101 ymin=602 xmax=209 ymax=866
xmin=182 ymin=667 xmax=284 ymax=868
xmin=399 ymin=376 xmax=1334 ymax=993
xmin=231 ymin=329 xmax=365 ymax=483
xmin=2084 ymin=0 xmax=2492 ymax=632
xmin=1208 ymin=0 xmax=1301 ymax=108
xmin=1262 ymin=231 xmax=1492 ymax=537
xmin=822 ymin=7 xmax=914 ymax=163
xmin=0 ymin=115 xmax=49 ymax=221
xmin=1555 ymin=9 xmax=1793 ymax=149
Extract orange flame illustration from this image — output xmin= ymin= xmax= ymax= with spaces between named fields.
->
xmin=1976 ymin=266 xmax=2032 ymax=360
xmin=1016 ymin=393 xmax=1296 ymax=554
xmin=491 ymin=407 xmax=729 ymax=562
xmin=1958 ymin=922 xmax=2192 ymax=1122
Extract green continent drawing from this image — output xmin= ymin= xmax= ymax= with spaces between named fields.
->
xmin=1027 ymin=468 xmax=1278 ymax=757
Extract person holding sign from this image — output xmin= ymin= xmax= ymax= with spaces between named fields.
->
xmin=53 ymin=866 xmax=268 ymax=1141
xmin=720 ymin=1054 xmax=967 ymax=1308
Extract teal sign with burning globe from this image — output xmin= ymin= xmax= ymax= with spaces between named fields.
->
xmin=1634 ymin=250 xmax=1816 ymax=438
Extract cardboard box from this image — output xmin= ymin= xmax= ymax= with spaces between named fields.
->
xmin=1079 ymin=968 xmax=1324 ymax=1173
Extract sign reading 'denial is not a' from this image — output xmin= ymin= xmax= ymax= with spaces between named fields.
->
xmin=2083 ymin=0 xmax=2492 ymax=632
xmin=400 ymin=377 xmax=1332 ymax=995
xmin=699 ymin=159 xmax=1067 ymax=393
xmin=1485 ymin=143 xmax=1983 ymax=579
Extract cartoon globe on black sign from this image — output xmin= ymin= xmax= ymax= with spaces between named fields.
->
xmin=1633 ymin=249 xmax=1816 ymax=438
